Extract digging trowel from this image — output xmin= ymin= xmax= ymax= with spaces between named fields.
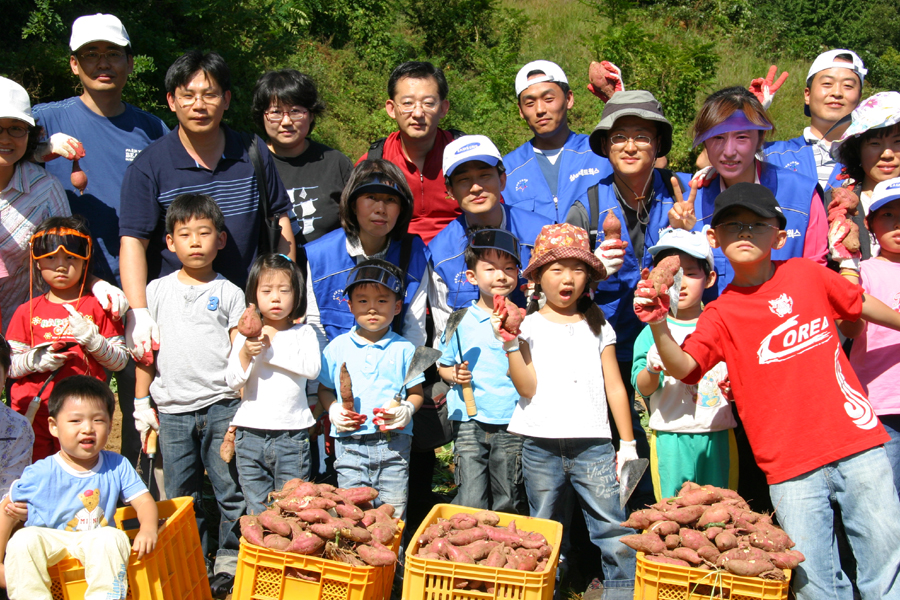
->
xmin=444 ymin=308 xmax=478 ymax=417
xmin=374 ymin=346 xmax=443 ymax=434
xmin=619 ymin=458 xmax=649 ymax=508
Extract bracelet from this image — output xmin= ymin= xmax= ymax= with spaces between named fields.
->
xmin=506 ymin=346 xmax=520 ymax=354
xmin=840 ymin=269 xmax=860 ymax=278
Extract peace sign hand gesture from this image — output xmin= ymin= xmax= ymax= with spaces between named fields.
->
xmin=749 ymin=65 xmax=789 ymax=110
xmin=668 ymin=177 xmax=697 ymax=231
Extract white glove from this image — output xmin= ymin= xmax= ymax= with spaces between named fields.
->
xmin=380 ymin=399 xmax=415 ymax=431
xmin=91 ymin=279 xmax=129 ymax=321
xmin=63 ymin=304 xmax=104 ymax=353
xmin=133 ymin=396 xmax=159 ymax=451
xmin=34 ymin=133 xmax=84 ymax=162
xmin=329 ymin=401 xmax=361 ymax=433
xmin=645 ymin=344 xmax=664 ymax=374
xmin=594 ymin=239 xmax=626 ymax=278
xmin=126 ymin=308 xmax=160 ymax=366
xmin=690 ymin=166 xmax=718 ymax=189
xmin=616 ymin=439 xmax=639 ymax=480
xmin=24 ymin=346 xmax=67 ymax=374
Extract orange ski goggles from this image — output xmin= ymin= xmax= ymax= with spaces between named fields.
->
xmin=30 ymin=227 xmax=92 ymax=261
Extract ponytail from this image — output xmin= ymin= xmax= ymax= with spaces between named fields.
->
xmin=577 ymin=294 xmax=606 ymax=336
xmin=526 ymin=283 xmax=542 ymax=316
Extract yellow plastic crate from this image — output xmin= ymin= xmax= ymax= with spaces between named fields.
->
xmin=48 ymin=497 xmax=211 ymax=600
xmin=634 ymin=552 xmax=791 ymax=600
xmin=402 ymin=504 xmax=563 ymax=600
xmin=232 ymin=519 xmax=404 ymax=600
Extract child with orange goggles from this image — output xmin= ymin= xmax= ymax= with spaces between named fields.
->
xmin=5 ymin=216 xmax=129 ymax=461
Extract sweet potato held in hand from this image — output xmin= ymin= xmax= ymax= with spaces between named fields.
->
xmin=340 ymin=363 xmax=354 ymax=411
xmin=493 ymin=295 xmax=524 ymax=341
xmin=645 ymin=255 xmax=681 ymax=298
xmin=602 ymin=211 xmax=622 ymax=240
xmin=238 ymin=303 xmax=263 ymax=337
xmin=71 ymin=159 xmax=87 ymax=195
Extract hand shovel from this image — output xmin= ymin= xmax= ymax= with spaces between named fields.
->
xmin=619 ymin=458 xmax=649 ymax=508
xmin=375 ymin=346 xmax=442 ymax=434
xmin=444 ymin=308 xmax=477 ymax=417
xmin=668 ymin=268 xmax=683 ymax=318
xmin=143 ymin=430 xmax=158 ymax=496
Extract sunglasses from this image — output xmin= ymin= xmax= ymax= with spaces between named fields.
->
xmin=30 ymin=227 xmax=92 ymax=261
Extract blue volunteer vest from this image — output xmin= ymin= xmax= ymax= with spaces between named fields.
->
xmin=693 ymin=164 xmax=820 ymax=297
xmin=580 ymin=170 xmax=678 ymax=359
xmin=305 ymin=229 xmax=428 ymax=342
xmin=429 ymin=204 xmax=551 ymax=311
xmin=763 ymin=136 xmax=844 ymax=191
xmin=502 ymin=131 xmax=612 ymax=223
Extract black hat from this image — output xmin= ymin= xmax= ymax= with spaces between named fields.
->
xmin=711 ymin=182 xmax=787 ymax=229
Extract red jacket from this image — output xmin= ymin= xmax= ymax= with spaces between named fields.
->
xmin=358 ymin=130 xmax=461 ymax=244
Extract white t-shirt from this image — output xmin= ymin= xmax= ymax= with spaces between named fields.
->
xmin=508 ymin=313 xmax=616 ymax=439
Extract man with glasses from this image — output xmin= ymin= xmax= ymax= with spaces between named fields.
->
xmin=30 ymin=13 xmax=168 ymax=484
xmin=358 ymin=61 xmax=462 ymax=244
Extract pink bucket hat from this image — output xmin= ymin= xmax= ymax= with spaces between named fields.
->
xmin=523 ymin=223 xmax=606 ymax=282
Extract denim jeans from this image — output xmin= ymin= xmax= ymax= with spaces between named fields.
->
xmin=769 ymin=446 xmax=900 ymax=600
xmin=235 ymin=427 xmax=312 ymax=515
xmin=879 ymin=414 xmax=900 ymax=496
xmin=335 ymin=432 xmax=412 ymax=521
xmin=158 ymin=397 xmax=245 ymax=576
xmin=452 ymin=420 xmax=525 ymax=514
xmin=522 ymin=436 xmax=635 ymax=596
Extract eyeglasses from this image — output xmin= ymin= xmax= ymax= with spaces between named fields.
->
xmin=264 ymin=107 xmax=309 ymax=123
xmin=175 ymin=92 xmax=223 ymax=108
xmin=609 ymin=134 xmax=654 ymax=148
xmin=397 ymin=99 xmax=440 ymax=115
xmin=77 ymin=50 xmax=126 ymax=63
xmin=0 ymin=125 xmax=28 ymax=138
xmin=30 ymin=227 xmax=92 ymax=261
xmin=715 ymin=222 xmax=779 ymax=235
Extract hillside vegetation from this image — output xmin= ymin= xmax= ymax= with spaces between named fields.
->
xmin=3 ymin=0 xmax=898 ymax=172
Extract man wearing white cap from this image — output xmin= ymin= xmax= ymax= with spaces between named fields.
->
xmin=502 ymin=60 xmax=612 ymax=223
xmin=31 ymin=13 xmax=169 ymax=488
xmin=763 ymin=49 xmax=866 ymax=190
xmin=428 ymin=134 xmax=551 ymax=338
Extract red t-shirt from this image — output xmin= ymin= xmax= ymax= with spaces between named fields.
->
xmin=682 ymin=258 xmax=888 ymax=484
xmin=358 ymin=130 xmax=461 ymax=244
xmin=6 ymin=295 xmax=123 ymax=409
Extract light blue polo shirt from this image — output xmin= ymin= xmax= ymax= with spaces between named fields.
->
xmin=438 ymin=302 xmax=519 ymax=425
xmin=320 ymin=328 xmax=423 ymax=437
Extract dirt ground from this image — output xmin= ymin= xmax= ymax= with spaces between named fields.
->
xmin=108 ymin=394 xmax=123 ymax=454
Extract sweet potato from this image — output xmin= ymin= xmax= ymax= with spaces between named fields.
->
xmin=357 ymin=542 xmax=397 ymax=566
xmin=445 ymin=544 xmax=476 ymax=564
xmin=724 ymin=559 xmax=775 ymax=577
xmin=341 ymin=526 xmax=373 ymax=544
xmin=336 ymin=486 xmax=379 ymax=506
xmin=449 ymin=513 xmax=478 ymax=531
xmin=509 ymin=552 xmax=538 ymax=572
xmin=269 ymin=478 xmax=305 ymax=500
xmin=705 ymin=526 xmax=724 ymax=541
xmin=472 ymin=510 xmax=500 ymax=527
xmin=257 ymin=509 xmax=292 ymax=537
xmin=493 ymin=294 xmax=524 ymax=341
xmin=620 ymin=533 xmax=666 ymax=555
xmin=677 ymin=487 xmax=724 ymax=507
xmin=264 ymin=533 xmax=292 ymax=551
xmin=715 ymin=531 xmax=738 ymax=552
xmin=376 ymin=503 xmax=395 ymax=518
xmin=294 ymin=508 xmax=332 ymax=524
xmin=284 ymin=481 xmax=320 ymax=500
xmin=666 ymin=505 xmax=706 ymax=525
xmin=419 ymin=551 xmax=443 ymax=560
xmin=308 ymin=518 xmax=355 ymax=539
xmin=668 ymin=547 xmax=703 ymax=565
xmin=697 ymin=504 xmax=731 ymax=528
xmin=238 ymin=303 xmax=263 ymax=338
xmin=679 ymin=528 xmax=714 ymax=550
xmin=768 ymin=550 xmax=805 ymax=569
xmin=760 ymin=568 xmax=787 ymax=581
xmin=71 ymin=159 xmax=88 ymax=194
xmin=644 ymin=554 xmax=690 ymax=567
xmin=334 ymin=503 xmax=364 ymax=521
xmin=277 ymin=496 xmax=336 ymax=512
xmin=482 ymin=543 xmax=508 ymax=567
xmin=697 ymin=545 xmax=720 ymax=563
xmin=717 ymin=546 xmax=771 ymax=567
xmin=460 ymin=540 xmax=500 ymax=561
xmin=286 ymin=531 xmax=326 ymax=555
xmin=481 ymin=524 xmax=523 ymax=546
xmin=645 ymin=255 xmax=681 ymax=298
xmin=664 ymin=534 xmax=681 ymax=550
xmin=448 ymin=527 xmax=488 ymax=546
xmin=603 ymin=211 xmax=622 ymax=241
xmin=240 ymin=515 xmax=265 ymax=547
xmin=339 ymin=362 xmax=354 ymax=411
xmin=417 ymin=523 xmax=447 ymax=545
xmin=621 ymin=509 xmax=654 ymax=530
xmin=648 ymin=520 xmax=680 ymax=537
xmin=519 ymin=531 xmax=550 ymax=550
xmin=219 ymin=428 xmax=236 ymax=463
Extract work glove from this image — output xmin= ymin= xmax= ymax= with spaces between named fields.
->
xmin=748 ymin=65 xmax=789 ymax=111
xmin=126 ymin=308 xmax=160 ymax=366
xmin=329 ymin=401 xmax=364 ymax=433
xmin=827 ymin=214 xmax=861 ymax=271
xmin=133 ymin=396 xmax=160 ymax=452
xmin=377 ymin=399 xmax=415 ymax=431
xmin=24 ymin=346 xmax=67 ymax=374
xmin=690 ymin=166 xmax=718 ymax=189
xmin=587 ymin=61 xmax=625 ymax=102
xmin=594 ymin=239 xmax=627 ymax=278
xmin=490 ymin=313 xmax=520 ymax=352
xmin=718 ymin=377 xmax=734 ymax=401
xmin=34 ymin=133 xmax=85 ymax=163
xmin=63 ymin=304 xmax=104 ymax=353
xmin=645 ymin=344 xmax=664 ymax=374
xmin=616 ymin=439 xmax=639 ymax=480
xmin=92 ymin=279 xmax=129 ymax=321
xmin=633 ymin=269 xmax=671 ymax=325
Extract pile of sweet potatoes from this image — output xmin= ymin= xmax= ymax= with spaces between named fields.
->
xmin=238 ymin=478 xmax=400 ymax=567
xmin=413 ymin=510 xmax=553 ymax=591
xmin=619 ymin=482 xmax=804 ymax=580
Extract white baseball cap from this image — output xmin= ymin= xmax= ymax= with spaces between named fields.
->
xmin=69 ymin=14 xmax=130 ymax=52
xmin=0 ymin=77 xmax=34 ymax=126
xmin=515 ymin=60 xmax=568 ymax=98
xmin=443 ymin=135 xmax=502 ymax=177
xmin=806 ymin=49 xmax=867 ymax=86
xmin=869 ymin=178 xmax=900 ymax=214
xmin=649 ymin=227 xmax=715 ymax=272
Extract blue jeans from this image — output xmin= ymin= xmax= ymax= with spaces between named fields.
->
xmin=879 ymin=414 xmax=900 ymax=496
xmin=158 ymin=397 xmax=245 ymax=576
xmin=522 ymin=437 xmax=635 ymax=596
xmin=769 ymin=446 xmax=900 ymax=600
xmin=335 ymin=432 xmax=411 ymax=521
xmin=235 ymin=427 xmax=312 ymax=515
xmin=452 ymin=420 xmax=525 ymax=514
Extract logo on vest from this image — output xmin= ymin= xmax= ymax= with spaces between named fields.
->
xmin=757 ymin=314 xmax=831 ymax=364
xmin=785 ymin=229 xmax=802 ymax=238
xmin=784 ymin=160 xmax=800 ymax=172
xmin=569 ymin=168 xmax=600 ymax=183
xmin=125 ymin=148 xmax=141 ymax=162
xmin=332 ymin=289 xmax=348 ymax=305
xmin=516 ymin=179 xmax=528 ymax=192
xmin=454 ymin=271 xmax=468 ymax=285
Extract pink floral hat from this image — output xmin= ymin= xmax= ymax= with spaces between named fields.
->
xmin=523 ymin=223 xmax=606 ymax=282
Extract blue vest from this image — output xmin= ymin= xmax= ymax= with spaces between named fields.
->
xmin=763 ymin=136 xmax=843 ymax=191
xmin=578 ymin=170 xmax=677 ymax=359
xmin=305 ymin=229 xmax=429 ymax=342
xmin=429 ymin=204 xmax=551 ymax=310
xmin=502 ymin=131 xmax=612 ymax=223
xmin=693 ymin=164 xmax=820 ymax=297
